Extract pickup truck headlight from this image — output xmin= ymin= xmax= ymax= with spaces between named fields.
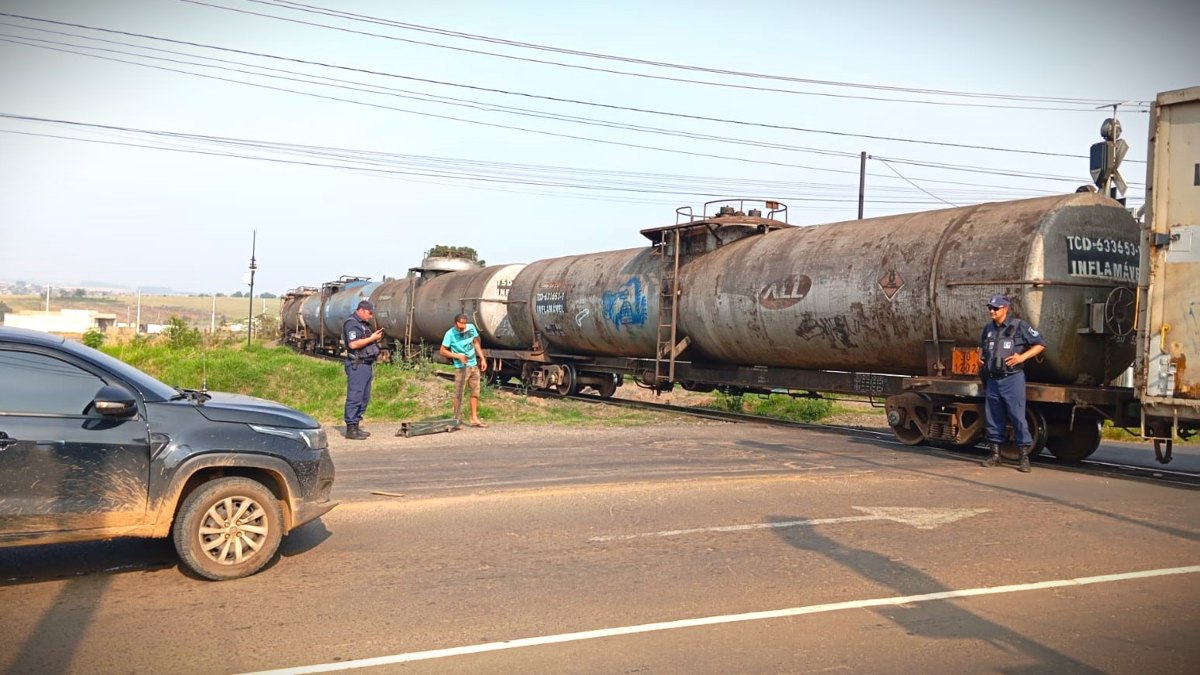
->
xmin=250 ymin=424 xmax=328 ymax=450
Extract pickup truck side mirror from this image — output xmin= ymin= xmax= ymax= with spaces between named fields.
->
xmin=92 ymin=385 xmax=138 ymax=418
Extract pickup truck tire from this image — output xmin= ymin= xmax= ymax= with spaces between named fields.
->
xmin=173 ymin=477 xmax=284 ymax=581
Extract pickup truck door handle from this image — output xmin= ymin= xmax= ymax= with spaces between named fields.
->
xmin=0 ymin=433 xmax=17 ymax=449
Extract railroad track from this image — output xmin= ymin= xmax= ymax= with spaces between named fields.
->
xmin=492 ymin=379 xmax=1200 ymax=489
xmin=328 ymin=357 xmax=1200 ymax=489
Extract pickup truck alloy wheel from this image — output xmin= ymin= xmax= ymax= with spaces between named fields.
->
xmin=174 ymin=477 xmax=283 ymax=581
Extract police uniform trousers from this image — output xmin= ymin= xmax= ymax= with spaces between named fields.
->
xmin=984 ymin=370 xmax=1032 ymax=446
xmin=344 ymin=360 xmax=374 ymax=425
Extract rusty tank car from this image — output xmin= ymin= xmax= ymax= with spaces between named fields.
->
xmin=675 ymin=193 xmax=1138 ymax=385
xmin=286 ymin=276 xmax=378 ymax=355
xmin=280 ymin=286 xmax=318 ymax=349
xmin=411 ymin=264 xmax=528 ymax=349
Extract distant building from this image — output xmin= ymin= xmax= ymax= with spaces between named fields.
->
xmin=2 ymin=309 xmax=117 ymax=334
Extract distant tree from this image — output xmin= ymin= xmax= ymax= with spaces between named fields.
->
xmin=12 ymin=281 xmax=29 ymax=295
xmin=0 ymin=300 xmax=10 ymax=316
xmin=232 ymin=291 xmax=244 ymax=298
xmin=72 ymin=288 xmax=87 ymax=298
xmin=260 ymin=291 xmax=277 ymax=299
xmin=216 ymin=292 xmax=227 ymax=297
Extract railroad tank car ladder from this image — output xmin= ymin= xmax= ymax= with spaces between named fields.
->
xmin=655 ymin=228 xmax=688 ymax=386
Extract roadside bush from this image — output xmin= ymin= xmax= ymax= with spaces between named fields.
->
xmin=82 ymin=328 xmax=105 ymax=349
xmin=163 ymin=316 xmax=202 ymax=350
xmin=749 ymin=394 xmax=833 ymax=422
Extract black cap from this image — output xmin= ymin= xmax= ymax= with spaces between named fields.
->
xmin=357 ymin=300 xmax=375 ymax=312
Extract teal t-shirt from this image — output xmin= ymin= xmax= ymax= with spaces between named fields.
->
xmin=442 ymin=323 xmax=479 ymax=368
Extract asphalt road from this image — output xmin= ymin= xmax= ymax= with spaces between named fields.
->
xmin=1 ymin=421 xmax=1197 ymax=674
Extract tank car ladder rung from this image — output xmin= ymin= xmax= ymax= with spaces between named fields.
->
xmin=655 ymin=229 xmax=684 ymax=386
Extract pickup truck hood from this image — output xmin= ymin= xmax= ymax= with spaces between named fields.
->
xmin=193 ymin=392 xmax=319 ymax=429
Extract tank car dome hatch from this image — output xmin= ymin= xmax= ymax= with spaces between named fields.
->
xmin=642 ymin=199 xmax=793 ymax=248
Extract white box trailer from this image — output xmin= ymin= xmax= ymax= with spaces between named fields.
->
xmin=1137 ymin=86 xmax=1200 ymax=460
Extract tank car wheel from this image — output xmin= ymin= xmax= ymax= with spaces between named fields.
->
xmin=886 ymin=393 xmax=930 ymax=446
xmin=595 ymin=373 xmax=619 ymax=399
xmin=554 ymin=364 xmax=577 ymax=396
xmin=1045 ymin=414 xmax=1103 ymax=462
xmin=999 ymin=406 xmax=1048 ymax=460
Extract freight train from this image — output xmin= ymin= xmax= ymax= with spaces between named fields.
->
xmin=282 ymin=87 xmax=1199 ymax=463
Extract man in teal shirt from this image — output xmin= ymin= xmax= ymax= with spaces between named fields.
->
xmin=439 ymin=313 xmax=488 ymax=427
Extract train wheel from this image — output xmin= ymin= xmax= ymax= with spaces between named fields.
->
xmin=1000 ymin=407 xmax=1048 ymax=461
xmin=595 ymin=374 xmax=618 ymax=399
xmin=554 ymin=364 xmax=577 ymax=397
xmin=886 ymin=393 xmax=930 ymax=446
xmin=1046 ymin=414 xmax=1103 ymax=461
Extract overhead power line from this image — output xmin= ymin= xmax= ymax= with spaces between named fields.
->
xmin=178 ymin=0 xmax=1150 ymax=113
xmin=0 ymin=14 xmax=1141 ymax=164
xmin=3 ymin=32 xmax=1133 ymax=192
xmin=0 ymin=113 xmax=1080 ymax=204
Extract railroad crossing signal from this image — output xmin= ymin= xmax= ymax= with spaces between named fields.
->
xmin=1090 ymin=117 xmax=1129 ymax=195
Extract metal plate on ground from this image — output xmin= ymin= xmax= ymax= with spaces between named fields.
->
xmin=397 ymin=419 xmax=461 ymax=438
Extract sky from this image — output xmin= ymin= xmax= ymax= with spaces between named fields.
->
xmin=1 ymin=0 xmax=1197 ymax=295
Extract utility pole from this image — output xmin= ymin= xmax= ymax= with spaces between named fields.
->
xmin=857 ymin=151 xmax=867 ymax=219
xmin=246 ymin=230 xmax=257 ymax=346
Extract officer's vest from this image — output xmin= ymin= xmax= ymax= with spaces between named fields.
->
xmin=344 ymin=317 xmax=380 ymax=362
xmin=985 ymin=323 xmax=1021 ymax=377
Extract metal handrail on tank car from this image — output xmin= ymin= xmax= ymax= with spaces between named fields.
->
xmin=675 ymin=198 xmax=789 ymax=224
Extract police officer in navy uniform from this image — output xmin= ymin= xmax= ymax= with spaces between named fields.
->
xmin=343 ymin=300 xmax=383 ymax=440
xmin=979 ymin=294 xmax=1046 ymax=472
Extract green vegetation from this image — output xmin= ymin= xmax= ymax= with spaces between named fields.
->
xmin=163 ymin=316 xmax=202 ymax=349
xmin=702 ymin=392 xmax=834 ymax=423
xmin=100 ymin=339 xmax=677 ymax=426
xmin=82 ymin=327 xmax=105 ymax=349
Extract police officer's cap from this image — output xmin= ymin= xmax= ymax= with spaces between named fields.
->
xmin=357 ymin=300 xmax=375 ymax=312
xmin=986 ymin=294 xmax=1010 ymax=309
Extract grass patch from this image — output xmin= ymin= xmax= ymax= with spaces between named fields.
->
xmin=701 ymin=392 xmax=834 ymax=423
xmin=101 ymin=339 xmax=677 ymax=427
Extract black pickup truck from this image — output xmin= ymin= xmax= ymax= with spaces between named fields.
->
xmin=0 ymin=327 xmax=336 ymax=580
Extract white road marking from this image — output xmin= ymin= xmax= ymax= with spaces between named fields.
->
xmin=587 ymin=506 xmax=990 ymax=542
xmin=243 ymin=564 xmax=1200 ymax=674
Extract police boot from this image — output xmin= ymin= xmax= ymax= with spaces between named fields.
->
xmin=980 ymin=443 xmax=1001 ymax=468
xmin=345 ymin=423 xmax=369 ymax=440
xmin=1018 ymin=446 xmax=1032 ymax=473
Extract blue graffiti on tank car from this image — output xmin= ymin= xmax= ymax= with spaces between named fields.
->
xmin=602 ymin=277 xmax=648 ymax=330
